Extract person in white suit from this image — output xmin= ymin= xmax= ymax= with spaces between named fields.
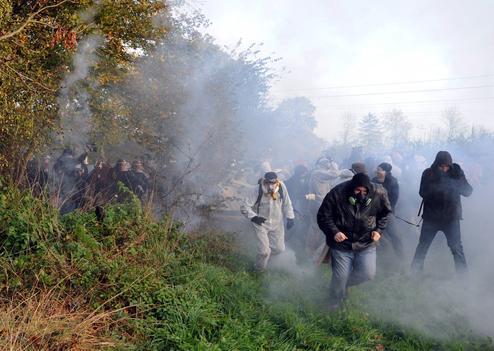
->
xmin=241 ymin=172 xmax=295 ymax=272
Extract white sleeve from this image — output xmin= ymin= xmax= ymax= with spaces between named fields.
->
xmin=240 ymin=186 xmax=259 ymax=219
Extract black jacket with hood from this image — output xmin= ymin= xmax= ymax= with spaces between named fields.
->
xmin=372 ymin=173 xmax=399 ymax=210
xmin=317 ymin=174 xmax=392 ymax=251
xmin=420 ymin=151 xmax=473 ymax=222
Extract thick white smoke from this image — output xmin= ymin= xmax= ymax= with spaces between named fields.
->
xmin=58 ymin=35 xmax=103 ymax=150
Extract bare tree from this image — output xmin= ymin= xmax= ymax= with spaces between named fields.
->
xmin=382 ymin=109 xmax=412 ymax=149
xmin=341 ymin=112 xmax=357 ymax=145
xmin=442 ymin=107 xmax=466 ymax=142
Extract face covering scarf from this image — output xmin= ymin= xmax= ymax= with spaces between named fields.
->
xmin=265 ymin=180 xmax=281 ymax=200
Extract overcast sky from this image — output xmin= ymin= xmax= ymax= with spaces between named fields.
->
xmin=196 ymin=0 xmax=494 ymax=141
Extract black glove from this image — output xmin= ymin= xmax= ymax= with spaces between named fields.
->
xmin=251 ymin=216 xmax=267 ymax=225
xmin=286 ymin=218 xmax=295 ymax=230
xmin=449 ymin=163 xmax=465 ymax=179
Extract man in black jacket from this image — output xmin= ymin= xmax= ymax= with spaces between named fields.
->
xmin=317 ymin=173 xmax=392 ymax=308
xmin=411 ymin=151 xmax=473 ymax=273
xmin=372 ymin=162 xmax=404 ymax=260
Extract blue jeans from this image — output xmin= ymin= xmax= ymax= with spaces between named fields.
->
xmin=411 ymin=219 xmax=467 ymax=273
xmin=329 ymin=246 xmax=376 ymax=304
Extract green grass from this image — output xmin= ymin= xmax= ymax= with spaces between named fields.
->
xmin=0 ymin=182 xmax=492 ymax=350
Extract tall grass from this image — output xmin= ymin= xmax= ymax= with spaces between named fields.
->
xmin=0 ymin=182 xmax=492 ymax=350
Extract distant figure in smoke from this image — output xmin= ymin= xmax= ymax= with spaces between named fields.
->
xmin=305 ymin=157 xmax=340 ymax=258
xmin=131 ymin=160 xmax=149 ymax=201
xmin=411 ymin=151 xmax=473 ymax=274
xmin=53 ymin=148 xmax=75 ymax=178
xmin=334 ymin=162 xmax=367 ymax=186
xmin=113 ymin=159 xmax=133 ymax=187
xmin=372 ymin=162 xmax=404 ymax=263
xmin=60 ymin=164 xmax=88 ymax=215
xmin=86 ymin=161 xmax=114 ymax=206
xmin=54 ymin=148 xmax=89 ymax=214
xmin=317 ymin=173 xmax=391 ymax=309
xmin=240 ymin=172 xmax=295 ymax=272
xmin=285 ymin=165 xmax=310 ymax=256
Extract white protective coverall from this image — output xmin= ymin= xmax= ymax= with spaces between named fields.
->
xmin=240 ymin=181 xmax=294 ymax=271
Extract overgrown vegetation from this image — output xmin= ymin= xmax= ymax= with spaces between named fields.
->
xmin=0 ymin=182 xmax=492 ymax=350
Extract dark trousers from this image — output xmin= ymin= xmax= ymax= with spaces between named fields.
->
xmin=411 ymin=219 xmax=467 ymax=273
xmin=384 ymin=216 xmax=405 ymax=258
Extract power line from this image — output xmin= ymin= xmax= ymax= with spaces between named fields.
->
xmin=318 ymin=96 xmax=494 ymax=108
xmin=324 ymin=110 xmax=494 ymax=116
xmin=271 ymin=74 xmax=494 ymax=92
xmin=307 ymin=84 xmax=494 ymax=99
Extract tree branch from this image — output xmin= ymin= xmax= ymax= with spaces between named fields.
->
xmin=4 ymin=63 xmax=57 ymax=93
xmin=0 ymin=0 xmax=72 ymax=41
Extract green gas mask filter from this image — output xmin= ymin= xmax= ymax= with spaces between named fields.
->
xmin=348 ymin=196 xmax=372 ymax=207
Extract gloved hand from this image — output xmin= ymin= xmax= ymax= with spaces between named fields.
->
xmin=449 ymin=163 xmax=465 ymax=179
xmin=251 ymin=216 xmax=267 ymax=225
xmin=286 ymin=218 xmax=295 ymax=230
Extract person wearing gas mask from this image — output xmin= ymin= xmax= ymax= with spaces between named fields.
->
xmin=241 ymin=171 xmax=295 ymax=272
xmin=411 ymin=151 xmax=473 ymax=274
xmin=317 ymin=173 xmax=392 ymax=309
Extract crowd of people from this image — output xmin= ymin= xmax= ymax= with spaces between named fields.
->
xmin=24 ymin=145 xmax=478 ymax=310
xmin=240 ymin=148 xmax=474 ymax=310
xmin=26 ymin=149 xmax=150 ymax=215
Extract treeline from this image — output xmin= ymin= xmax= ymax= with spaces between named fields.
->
xmin=0 ymin=1 xmax=324 ymax=210
xmin=337 ymin=109 xmax=494 ymax=154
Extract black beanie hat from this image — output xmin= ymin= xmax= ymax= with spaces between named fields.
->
xmin=432 ymin=151 xmax=453 ymax=167
xmin=378 ymin=162 xmax=392 ymax=173
xmin=264 ymin=171 xmax=278 ymax=183
xmin=349 ymin=173 xmax=371 ymax=191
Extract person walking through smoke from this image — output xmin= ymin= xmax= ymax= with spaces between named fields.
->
xmin=317 ymin=173 xmax=391 ymax=309
xmin=285 ymin=165 xmax=310 ymax=257
xmin=372 ymin=162 xmax=404 ymax=263
xmin=411 ymin=151 xmax=473 ymax=274
xmin=241 ymin=172 xmax=295 ymax=272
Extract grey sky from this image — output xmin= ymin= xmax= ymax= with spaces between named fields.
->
xmin=198 ymin=0 xmax=494 ymax=141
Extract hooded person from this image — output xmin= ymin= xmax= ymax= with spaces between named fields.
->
xmin=372 ymin=162 xmax=404 ymax=265
xmin=240 ymin=172 xmax=295 ymax=272
xmin=317 ymin=173 xmax=392 ymax=309
xmin=411 ymin=151 xmax=473 ymax=274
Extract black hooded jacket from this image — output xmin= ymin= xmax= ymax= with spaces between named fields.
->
xmin=420 ymin=162 xmax=473 ymax=222
xmin=317 ymin=180 xmax=392 ymax=251
xmin=372 ymin=174 xmax=399 ymax=210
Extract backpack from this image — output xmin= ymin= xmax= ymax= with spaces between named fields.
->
xmin=253 ymin=178 xmax=284 ymax=213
